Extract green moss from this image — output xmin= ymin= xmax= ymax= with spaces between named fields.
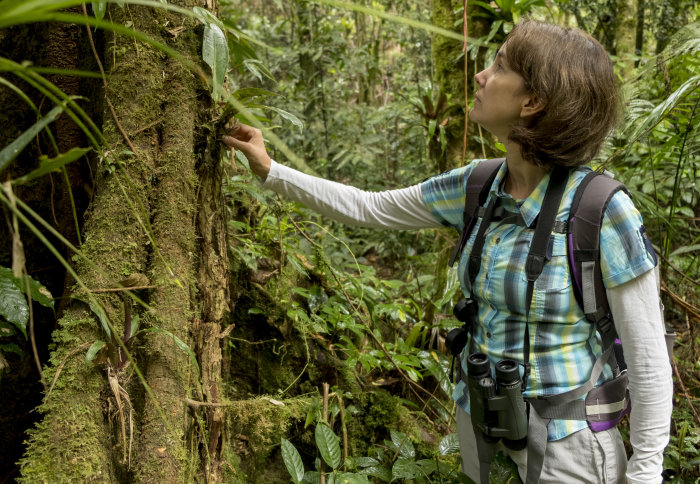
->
xmin=226 ymin=396 xmax=314 ymax=482
xmin=344 ymin=389 xmax=440 ymax=459
xmin=18 ymin=311 xmax=114 ymax=482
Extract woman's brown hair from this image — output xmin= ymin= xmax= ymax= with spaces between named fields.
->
xmin=503 ymin=20 xmax=621 ymax=168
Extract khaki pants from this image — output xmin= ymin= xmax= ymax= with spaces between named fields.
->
xmin=456 ymin=406 xmax=627 ymax=483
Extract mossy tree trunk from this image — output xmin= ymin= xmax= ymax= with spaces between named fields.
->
xmin=18 ymin=1 xmax=230 ymax=482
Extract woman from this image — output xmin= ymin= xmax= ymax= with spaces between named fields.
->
xmin=223 ymin=20 xmax=672 ymax=484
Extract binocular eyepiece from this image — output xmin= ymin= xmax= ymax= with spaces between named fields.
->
xmin=467 ymin=353 xmax=528 ymax=451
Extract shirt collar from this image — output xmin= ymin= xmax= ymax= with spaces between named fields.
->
xmin=488 ymin=160 xmax=552 ymax=228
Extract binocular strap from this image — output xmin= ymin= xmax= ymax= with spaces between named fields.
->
xmin=525 ymin=405 xmax=550 ymax=484
xmin=474 ymin=428 xmax=496 ymax=484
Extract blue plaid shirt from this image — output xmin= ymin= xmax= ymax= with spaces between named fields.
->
xmin=421 ymin=159 xmax=657 ymax=440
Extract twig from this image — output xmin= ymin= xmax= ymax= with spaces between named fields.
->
xmin=672 ymin=359 xmax=700 ymax=426
xmin=88 ymin=285 xmax=158 ymax=293
xmin=658 ymin=251 xmax=700 ymax=288
xmin=227 ymin=337 xmax=278 ymax=346
xmin=337 ymin=393 xmax=348 ymax=470
xmin=24 ymin=274 xmax=47 ymax=390
xmin=130 ymin=117 xmax=164 ymax=136
xmin=661 ymin=281 xmax=700 ymax=321
xmin=46 ymin=341 xmax=93 ymax=398
xmin=185 ymin=398 xmax=235 ymax=408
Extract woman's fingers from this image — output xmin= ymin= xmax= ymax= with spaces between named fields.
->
xmin=222 ymin=124 xmax=271 ymax=180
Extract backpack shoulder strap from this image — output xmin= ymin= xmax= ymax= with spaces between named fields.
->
xmin=448 ymin=158 xmax=504 ymax=267
xmin=568 ymin=171 xmax=629 ymax=344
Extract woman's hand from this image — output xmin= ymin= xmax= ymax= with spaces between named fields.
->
xmin=222 ymin=123 xmax=272 ymax=180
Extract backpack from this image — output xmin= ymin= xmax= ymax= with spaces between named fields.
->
xmin=447 ymin=158 xmax=671 ymax=484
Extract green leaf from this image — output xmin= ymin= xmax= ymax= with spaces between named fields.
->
xmin=233 ymin=87 xmax=280 ymax=101
xmin=302 ymin=471 xmax=321 ymax=484
xmin=358 ymin=465 xmax=392 ymax=482
xmin=390 ymin=430 xmax=415 ymax=459
xmin=427 ymin=119 xmax=437 ymax=139
xmin=438 ymin=433 xmax=460 ymax=455
xmin=281 ymin=438 xmax=305 ymax=483
xmin=629 ymin=75 xmax=700 ymax=142
xmin=142 ymin=327 xmax=201 ymax=377
xmin=85 ymin=340 xmax=106 ymax=363
xmin=91 ymin=1 xmax=106 ymax=20
xmin=0 ymin=266 xmax=52 ymax=310
xmin=87 ymin=297 xmax=112 ymax=341
xmin=404 ymin=323 xmax=424 ymax=348
xmin=0 ymin=341 xmax=23 ymax=357
xmin=0 ymin=267 xmax=27 ymax=337
xmin=202 ymin=23 xmax=229 ymax=102
xmin=266 ymin=106 xmax=304 ymax=131
xmin=315 ymin=423 xmax=341 ymax=470
xmin=671 ymin=244 xmax=700 ymax=257
xmin=391 ymin=457 xmax=420 ymax=481
xmin=0 ymin=105 xmax=63 ymax=174
xmin=13 ymin=147 xmax=91 ymax=185
xmin=334 ymin=473 xmax=370 ymax=484
xmin=192 ymin=6 xmax=222 ymax=28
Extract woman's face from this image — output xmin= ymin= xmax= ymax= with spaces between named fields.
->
xmin=469 ymin=47 xmax=537 ymax=141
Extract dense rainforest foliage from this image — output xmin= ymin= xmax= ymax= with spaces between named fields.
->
xmin=0 ymin=0 xmax=698 ymax=482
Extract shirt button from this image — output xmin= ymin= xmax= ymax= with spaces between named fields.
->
xmin=495 ymin=237 xmax=501 ymax=243
xmin=487 ymin=332 xmax=492 ymax=338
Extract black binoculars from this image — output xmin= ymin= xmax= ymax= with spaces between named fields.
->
xmin=467 ymin=352 xmax=528 ymax=451
xmin=446 ymin=298 xmax=478 ymax=357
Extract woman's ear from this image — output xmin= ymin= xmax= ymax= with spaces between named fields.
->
xmin=520 ymin=95 xmax=545 ymax=118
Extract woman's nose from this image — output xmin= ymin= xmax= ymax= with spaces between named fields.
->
xmin=474 ymin=69 xmax=486 ymax=88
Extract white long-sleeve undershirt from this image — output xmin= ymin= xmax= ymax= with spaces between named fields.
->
xmin=262 ymin=159 xmax=673 ymax=483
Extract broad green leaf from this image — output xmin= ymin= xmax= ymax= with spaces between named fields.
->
xmin=85 ymin=340 xmax=106 ymax=363
xmin=391 ymin=457 xmax=420 ymax=481
xmin=0 ymin=267 xmax=28 ymax=337
xmin=266 ymin=106 xmax=304 ymax=131
xmin=87 ymin=297 xmax=112 ymax=341
xmin=334 ymin=473 xmax=370 ymax=484
xmin=301 ymin=471 xmax=321 ymax=484
xmin=281 ymin=438 xmax=305 ymax=483
xmin=438 ymin=433 xmax=460 ymax=455
xmin=13 ymin=147 xmax=90 ymax=185
xmin=128 ymin=314 xmax=140 ymax=339
xmin=192 ymin=6 xmax=221 ymax=28
xmin=354 ymin=456 xmax=380 ymax=468
xmin=415 ymin=459 xmax=438 ymax=475
xmin=0 ymin=266 xmax=52 ymax=309
xmin=202 ymin=23 xmax=228 ymax=102
xmin=671 ymin=244 xmax=700 ymax=257
xmin=358 ymin=465 xmax=392 ymax=482
xmin=0 ymin=105 xmax=63 ymax=174
xmin=91 ymin=1 xmax=106 ymax=20
xmin=390 ymin=430 xmax=415 ymax=459
xmin=428 ymin=119 xmax=437 ymax=139
xmin=315 ymin=423 xmax=341 ymax=470
xmin=404 ymin=322 xmax=424 ymax=348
